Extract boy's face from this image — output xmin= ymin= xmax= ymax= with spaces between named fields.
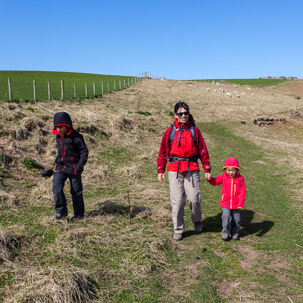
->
xmin=225 ymin=167 xmax=238 ymax=178
xmin=56 ymin=125 xmax=69 ymax=135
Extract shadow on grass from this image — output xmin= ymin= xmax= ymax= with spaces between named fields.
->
xmin=201 ymin=210 xmax=274 ymax=238
xmin=86 ymin=200 xmax=150 ymax=218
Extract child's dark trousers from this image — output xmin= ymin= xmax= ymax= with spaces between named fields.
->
xmin=222 ymin=208 xmax=241 ymax=236
xmin=53 ymin=172 xmax=84 ymax=217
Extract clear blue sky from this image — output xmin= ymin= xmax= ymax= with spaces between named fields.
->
xmin=1 ymin=0 xmax=302 ymax=80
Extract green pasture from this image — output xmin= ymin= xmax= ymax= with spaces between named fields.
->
xmin=196 ymin=78 xmax=291 ymax=87
xmin=0 ymin=71 xmax=138 ymax=101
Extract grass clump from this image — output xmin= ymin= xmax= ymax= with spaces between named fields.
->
xmin=21 ymin=158 xmax=44 ymax=171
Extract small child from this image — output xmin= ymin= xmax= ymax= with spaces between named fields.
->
xmin=52 ymin=112 xmax=89 ymax=221
xmin=208 ymin=157 xmax=246 ymax=240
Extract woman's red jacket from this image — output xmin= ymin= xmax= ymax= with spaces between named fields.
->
xmin=157 ymin=117 xmax=211 ymax=174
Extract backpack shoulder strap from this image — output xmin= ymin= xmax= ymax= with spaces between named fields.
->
xmin=189 ymin=122 xmax=197 ymax=145
xmin=169 ymin=124 xmax=177 ymax=146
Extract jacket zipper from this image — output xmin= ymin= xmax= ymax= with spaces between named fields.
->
xmin=230 ymin=179 xmax=233 ymax=208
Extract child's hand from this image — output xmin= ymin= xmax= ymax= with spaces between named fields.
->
xmin=237 ymin=207 xmax=243 ymax=210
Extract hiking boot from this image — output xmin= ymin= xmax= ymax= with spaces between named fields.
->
xmin=232 ymin=233 xmax=240 ymax=240
xmin=194 ymin=221 xmax=203 ymax=233
xmin=70 ymin=215 xmax=84 ymax=222
xmin=52 ymin=213 xmax=67 ymax=220
xmin=173 ymin=233 xmax=183 ymax=241
xmin=222 ymin=233 xmax=229 ymax=241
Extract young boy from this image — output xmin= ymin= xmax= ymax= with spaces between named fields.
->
xmin=207 ymin=157 xmax=246 ymax=240
xmin=52 ymin=112 xmax=89 ymax=221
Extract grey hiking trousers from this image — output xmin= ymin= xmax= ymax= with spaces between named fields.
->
xmin=168 ymin=170 xmax=202 ymax=235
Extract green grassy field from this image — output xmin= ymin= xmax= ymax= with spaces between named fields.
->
xmin=195 ymin=78 xmax=291 ymax=87
xmin=0 ymin=78 xmax=302 ymax=302
xmin=0 ymin=71 xmax=138 ymax=101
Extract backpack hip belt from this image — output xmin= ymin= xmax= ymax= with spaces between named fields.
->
xmin=169 ymin=156 xmax=198 ymax=181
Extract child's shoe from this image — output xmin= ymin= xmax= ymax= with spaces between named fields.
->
xmin=52 ymin=213 xmax=67 ymax=220
xmin=221 ymin=233 xmax=229 ymax=241
xmin=70 ymin=215 xmax=84 ymax=222
xmin=232 ymin=233 xmax=240 ymax=240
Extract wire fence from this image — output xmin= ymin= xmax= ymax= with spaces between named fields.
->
xmin=0 ymin=77 xmax=141 ymax=102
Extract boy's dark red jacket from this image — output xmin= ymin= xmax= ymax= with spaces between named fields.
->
xmin=157 ymin=115 xmax=211 ymax=174
xmin=53 ymin=112 xmax=88 ymax=175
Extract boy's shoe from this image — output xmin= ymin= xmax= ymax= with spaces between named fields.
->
xmin=70 ymin=215 xmax=84 ymax=222
xmin=52 ymin=213 xmax=67 ymax=220
xmin=194 ymin=221 xmax=203 ymax=233
xmin=173 ymin=233 xmax=183 ymax=241
xmin=232 ymin=233 xmax=240 ymax=240
xmin=222 ymin=233 xmax=229 ymax=241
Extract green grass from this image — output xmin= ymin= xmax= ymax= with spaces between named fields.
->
xmin=0 ymin=71 xmax=139 ymax=101
xmin=177 ymin=121 xmax=303 ymax=302
xmin=195 ymin=78 xmax=292 ymax=87
xmin=1 ymin=115 xmax=302 ymax=301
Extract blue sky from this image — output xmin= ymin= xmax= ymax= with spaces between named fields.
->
xmin=1 ymin=0 xmax=302 ymax=80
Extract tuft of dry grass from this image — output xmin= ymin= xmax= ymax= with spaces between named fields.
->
xmin=0 ymin=231 xmax=21 ymax=262
xmin=0 ymin=190 xmax=19 ymax=207
xmin=4 ymin=266 xmax=97 ymax=303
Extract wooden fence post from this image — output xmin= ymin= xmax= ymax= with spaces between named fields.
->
xmin=119 ymin=80 xmax=121 ymax=90
xmin=33 ymin=80 xmax=36 ymax=101
xmin=85 ymin=83 xmax=88 ymax=97
xmin=93 ymin=82 xmax=96 ymax=96
xmin=8 ymin=78 xmax=12 ymax=101
xmin=101 ymin=82 xmax=103 ymax=96
xmin=74 ymin=83 xmax=77 ymax=99
xmin=61 ymin=80 xmax=64 ymax=100
xmin=48 ymin=81 xmax=51 ymax=100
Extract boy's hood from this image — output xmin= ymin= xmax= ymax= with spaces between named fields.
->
xmin=52 ymin=112 xmax=72 ymax=136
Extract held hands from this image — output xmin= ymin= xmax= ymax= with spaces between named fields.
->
xmin=205 ymin=172 xmax=212 ymax=180
xmin=238 ymin=207 xmax=243 ymax=210
xmin=158 ymin=173 xmax=165 ymax=183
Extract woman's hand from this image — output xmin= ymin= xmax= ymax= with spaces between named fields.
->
xmin=158 ymin=173 xmax=165 ymax=183
xmin=205 ymin=172 xmax=212 ymax=180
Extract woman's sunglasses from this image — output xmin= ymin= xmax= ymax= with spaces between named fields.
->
xmin=176 ymin=111 xmax=189 ymax=117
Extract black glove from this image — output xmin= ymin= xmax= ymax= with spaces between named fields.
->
xmin=41 ymin=169 xmax=54 ymax=178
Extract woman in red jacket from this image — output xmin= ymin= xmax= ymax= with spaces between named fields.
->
xmin=157 ymin=102 xmax=212 ymax=241
xmin=208 ymin=157 xmax=246 ymax=240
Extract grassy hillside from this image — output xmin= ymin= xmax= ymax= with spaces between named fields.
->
xmin=195 ymin=78 xmax=291 ymax=87
xmin=0 ymin=71 xmax=137 ymax=101
xmin=0 ymin=79 xmax=302 ymax=302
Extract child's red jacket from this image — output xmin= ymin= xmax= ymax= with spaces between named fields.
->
xmin=208 ymin=158 xmax=246 ymax=209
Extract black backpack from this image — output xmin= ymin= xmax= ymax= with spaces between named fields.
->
xmin=169 ymin=122 xmax=197 ymax=148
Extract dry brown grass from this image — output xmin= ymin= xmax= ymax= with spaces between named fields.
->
xmin=0 ymin=231 xmax=21 ymax=262
xmin=4 ymin=266 xmax=97 ymax=303
xmin=1 ymin=79 xmax=303 ymax=302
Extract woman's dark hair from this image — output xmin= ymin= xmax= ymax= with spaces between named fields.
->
xmin=174 ymin=101 xmax=189 ymax=114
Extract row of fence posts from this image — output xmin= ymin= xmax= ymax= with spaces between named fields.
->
xmin=6 ymin=77 xmax=140 ymax=101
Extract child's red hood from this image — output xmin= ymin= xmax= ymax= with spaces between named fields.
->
xmin=222 ymin=157 xmax=240 ymax=170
